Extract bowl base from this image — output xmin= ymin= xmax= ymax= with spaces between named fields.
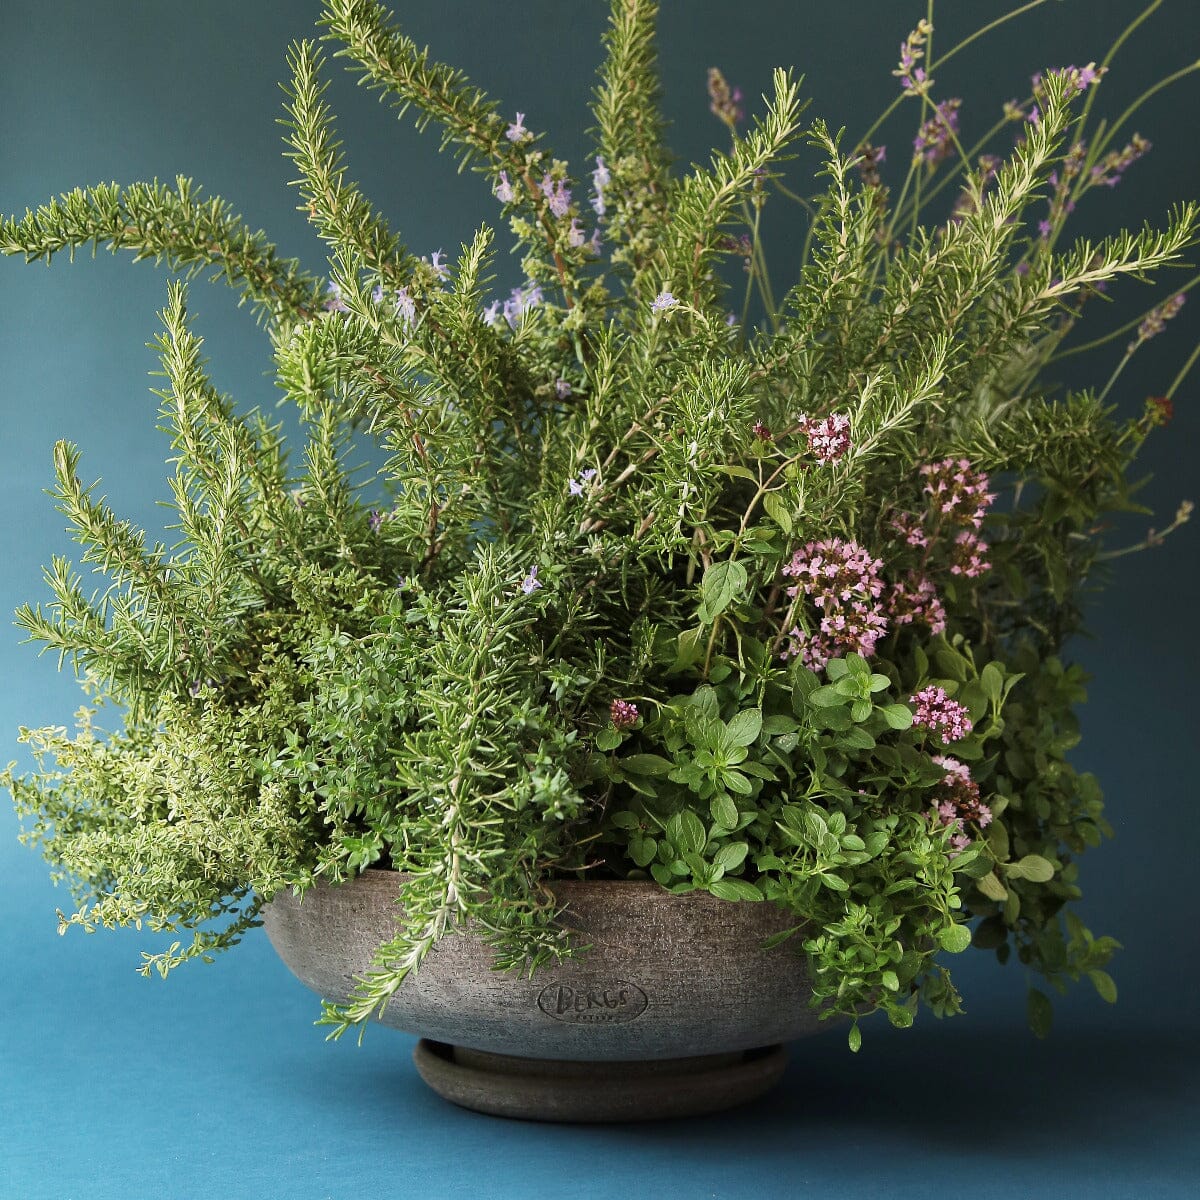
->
xmin=412 ymin=1039 xmax=788 ymax=1123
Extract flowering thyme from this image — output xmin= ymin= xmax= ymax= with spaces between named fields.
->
xmin=930 ymin=756 xmax=992 ymax=852
xmin=910 ymin=686 xmax=972 ymax=744
xmin=610 ymin=699 xmax=639 ymax=729
xmin=797 ymin=413 xmax=851 ymax=464
xmin=888 ymin=573 xmax=946 ymax=635
xmin=780 ymin=538 xmax=888 ymax=668
xmin=920 ymin=458 xmax=994 ymax=529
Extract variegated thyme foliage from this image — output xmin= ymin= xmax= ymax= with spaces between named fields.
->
xmin=2 ymin=1 xmax=1195 ymax=1048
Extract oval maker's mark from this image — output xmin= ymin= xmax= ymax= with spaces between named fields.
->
xmin=537 ymin=980 xmax=649 ymax=1024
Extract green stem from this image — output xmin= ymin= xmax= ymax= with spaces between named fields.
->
xmin=1166 ymin=339 xmax=1200 ymax=400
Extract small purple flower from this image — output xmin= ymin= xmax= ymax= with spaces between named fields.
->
xmin=371 ymin=284 xmax=385 ymax=304
xmin=894 ymin=19 xmax=934 ymax=96
xmin=520 ymin=564 xmax=542 ymax=594
xmin=482 ymin=300 xmax=502 ymax=326
xmin=368 ymin=509 xmax=385 ymax=533
xmin=651 ymin=291 xmax=678 ymax=314
xmin=610 ymin=699 xmax=639 ymax=729
xmin=568 ymin=467 xmax=597 ymax=497
xmin=395 ymin=286 xmax=416 ymax=326
xmin=913 ymin=99 xmax=961 ymax=165
xmin=494 ymin=170 xmax=514 ymax=203
xmin=707 ymin=67 xmax=744 ymax=126
xmin=555 ymin=378 xmax=572 ymax=399
xmin=324 ymin=281 xmax=349 ymax=313
xmin=1091 ymin=133 xmax=1151 ymax=188
xmin=591 ymin=155 xmax=610 ymax=216
xmin=567 ymin=218 xmax=586 ymax=248
xmin=505 ymin=112 xmax=530 ymax=143
xmin=588 ymin=227 xmax=603 ymax=255
xmin=429 ymin=250 xmax=450 ymax=280
xmin=540 ymin=174 xmax=572 ymax=219
xmin=1037 ymin=219 xmax=1053 ymax=240
xmin=503 ymin=282 xmax=543 ymax=327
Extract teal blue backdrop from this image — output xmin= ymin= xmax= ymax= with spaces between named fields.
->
xmin=1 ymin=3 xmax=1197 ymax=1197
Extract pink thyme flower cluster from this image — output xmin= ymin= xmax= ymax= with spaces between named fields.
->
xmin=797 ymin=413 xmax=852 ymax=464
xmin=932 ymin=756 xmax=993 ymax=827
xmin=780 ymin=538 xmax=887 ymax=668
xmin=890 ymin=511 xmax=930 ymax=550
xmin=919 ymin=457 xmax=995 ymax=578
xmin=913 ymin=99 xmax=961 ymax=166
xmin=949 ymin=528 xmax=991 ymax=577
xmin=930 ymin=755 xmax=992 ymax=853
xmin=610 ymin=699 xmax=639 ymax=729
xmin=911 ymin=686 xmax=972 ymax=744
xmin=893 ymin=18 xmax=934 ymax=96
xmin=887 ymin=572 xmax=946 ymax=636
xmin=920 ymin=457 xmax=994 ymax=525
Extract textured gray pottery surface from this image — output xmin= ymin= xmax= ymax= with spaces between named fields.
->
xmin=263 ymin=870 xmax=825 ymax=1120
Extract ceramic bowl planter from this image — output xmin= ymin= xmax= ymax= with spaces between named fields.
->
xmin=263 ymin=869 xmax=830 ymax=1122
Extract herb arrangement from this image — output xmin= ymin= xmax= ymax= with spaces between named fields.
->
xmin=3 ymin=0 xmax=1194 ymax=1051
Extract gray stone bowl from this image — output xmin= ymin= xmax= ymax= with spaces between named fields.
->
xmin=263 ymin=869 xmax=830 ymax=1121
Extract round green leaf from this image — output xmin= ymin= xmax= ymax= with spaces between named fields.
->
xmin=938 ymin=923 xmax=972 ymax=953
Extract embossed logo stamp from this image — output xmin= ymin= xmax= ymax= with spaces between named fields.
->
xmin=537 ymin=980 xmax=648 ymax=1023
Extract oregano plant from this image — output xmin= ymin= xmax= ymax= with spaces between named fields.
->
xmin=2 ymin=0 xmax=1194 ymax=1050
